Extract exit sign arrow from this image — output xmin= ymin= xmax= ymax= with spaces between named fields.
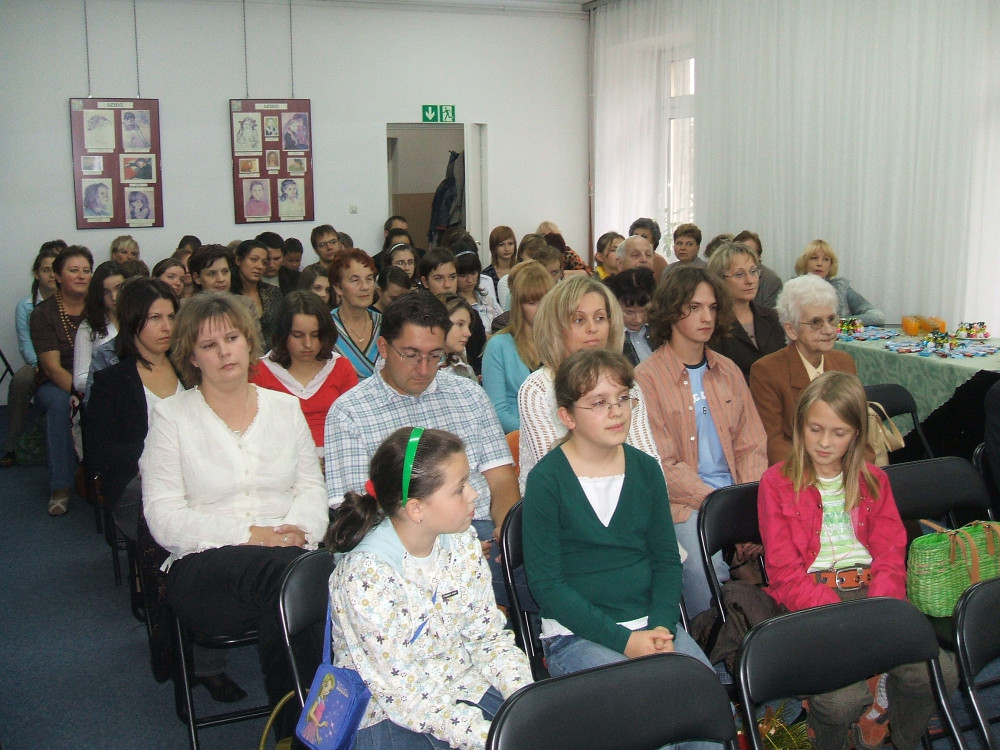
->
xmin=422 ymin=105 xmax=439 ymax=122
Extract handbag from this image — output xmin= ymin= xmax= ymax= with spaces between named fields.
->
xmin=906 ymin=520 xmax=1000 ymax=616
xmin=867 ymin=401 xmax=905 ymax=467
xmin=295 ymin=605 xmax=371 ymax=750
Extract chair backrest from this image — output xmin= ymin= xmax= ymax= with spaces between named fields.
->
xmin=499 ymin=501 xmax=546 ymax=681
xmin=698 ymin=481 xmax=763 ymax=619
xmin=487 ymin=652 xmax=739 ymax=750
xmin=954 ymin=577 xmax=1000 ymax=750
xmin=865 ymin=382 xmax=934 ymax=459
xmin=506 ymin=430 xmax=520 ymax=475
xmin=972 ymin=442 xmax=1000 ymax=508
xmin=884 ymin=457 xmax=995 ymax=524
xmin=279 ymin=549 xmax=336 ymax=707
xmin=737 ymin=597 xmax=966 ymax=750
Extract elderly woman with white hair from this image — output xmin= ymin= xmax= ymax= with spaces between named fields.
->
xmin=749 ymin=274 xmax=859 ymax=465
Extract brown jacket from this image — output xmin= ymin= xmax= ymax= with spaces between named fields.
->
xmin=748 ymin=343 xmax=858 ymax=465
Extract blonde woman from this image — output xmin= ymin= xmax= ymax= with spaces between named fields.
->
xmin=481 ymin=261 xmax=556 ymax=433
xmin=794 ymin=239 xmax=885 ymax=325
xmin=516 ymin=275 xmax=660 ymax=493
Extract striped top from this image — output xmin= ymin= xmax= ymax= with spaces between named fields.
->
xmin=331 ymin=307 xmax=382 ymax=379
xmin=809 ymin=474 xmax=873 ymax=572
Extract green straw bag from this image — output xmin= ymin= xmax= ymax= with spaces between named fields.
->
xmin=906 ymin=520 xmax=1000 ymax=617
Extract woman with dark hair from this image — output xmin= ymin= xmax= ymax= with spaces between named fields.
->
xmin=2 ymin=241 xmax=65 ymax=468
xmin=382 ymin=243 xmax=418 ymax=284
xmin=30 ymin=245 xmax=93 ymax=515
xmin=437 ymin=294 xmax=477 ymax=381
xmin=251 ymin=291 xmax=358 ymax=458
xmin=373 ymin=265 xmax=411 ymax=315
xmin=330 ymin=249 xmax=381 ymax=379
xmin=604 ymin=267 xmax=656 ymax=366
xmin=375 ymin=228 xmax=414 ymax=268
xmin=453 ymin=238 xmax=502 ymax=333
xmin=151 ymin=258 xmax=186 ymax=299
xmin=140 ymin=292 xmax=328 ymax=733
xmin=73 ymin=260 xmax=125 ymax=395
xmin=188 ymin=244 xmax=234 ymax=294
xmin=85 ymin=278 xmax=181 ymax=539
xmin=296 ymin=266 xmax=333 ymax=310
xmin=231 ymin=239 xmax=283 ymax=351
xmin=483 ymin=225 xmax=517 ymax=295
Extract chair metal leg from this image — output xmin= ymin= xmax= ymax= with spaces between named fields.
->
xmin=174 ymin=618 xmax=200 ymax=750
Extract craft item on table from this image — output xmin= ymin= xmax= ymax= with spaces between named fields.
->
xmin=837 ymin=325 xmax=899 ymax=342
xmin=955 ymin=322 xmax=990 ymax=339
xmin=838 ymin=317 xmax=864 ymax=336
xmin=884 ymin=337 xmax=998 ymax=358
xmin=901 ymin=315 xmax=947 ymax=336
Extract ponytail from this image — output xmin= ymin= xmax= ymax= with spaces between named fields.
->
xmin=325 ymin=491 xmax=382 ymax=553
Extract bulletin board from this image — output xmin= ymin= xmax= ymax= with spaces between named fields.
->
xmin=230 ymin=99 xmax=314 ymax=224
xmin=69 ymin=98 xmax=164 ymax=229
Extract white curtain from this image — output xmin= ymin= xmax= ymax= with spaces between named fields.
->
xmin=593 ymin=0 xmax=1000 ymax=329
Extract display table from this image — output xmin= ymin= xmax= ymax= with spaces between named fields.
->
xmin=835 ymin=337 xmax=1000 ymax=458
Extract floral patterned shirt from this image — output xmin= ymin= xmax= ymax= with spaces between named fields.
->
xmin=330 ymin=520 xmax=531 ymax=749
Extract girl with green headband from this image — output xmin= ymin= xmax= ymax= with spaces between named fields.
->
xmin=325 ymin=426 xmax=531 ymax=749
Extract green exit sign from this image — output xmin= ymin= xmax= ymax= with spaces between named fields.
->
xmin=422 ymin=105 xmax=456 ymax=123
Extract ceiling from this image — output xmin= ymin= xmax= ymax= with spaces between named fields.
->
xmin=317 ymin=0 xmax=597 ymax=16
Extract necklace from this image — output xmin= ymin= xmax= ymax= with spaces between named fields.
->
xmin=55 ymin=290 xmax=82 ymax=345
xmin=343 ymin=311 xmax=371 ymax=345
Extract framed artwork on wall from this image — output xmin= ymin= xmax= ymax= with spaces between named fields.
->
xmin=70 ymin=98 xmax=163 ymax=229
xmin=230 ymin=99 xmax=314 ymax=224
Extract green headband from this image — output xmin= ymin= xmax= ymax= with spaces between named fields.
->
xmin=400 ymin=427 xmax=425 ymax=507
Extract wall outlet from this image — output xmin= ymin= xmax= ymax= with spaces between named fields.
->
xmin=349 ymin=204 xmax=358 ymax=214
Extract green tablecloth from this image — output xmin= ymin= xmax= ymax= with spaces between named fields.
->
xmin=835 ymin=338 xmax=1000 ymax=430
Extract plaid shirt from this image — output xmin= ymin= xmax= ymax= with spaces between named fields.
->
xmin=324 ymin=366 xmax=512 ymax=520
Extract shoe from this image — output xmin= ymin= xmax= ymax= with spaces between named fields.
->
xmin=48 ymin=490 xmax=70 ymax=516
xmin=0 ymin=451 xmax=16 ymax=467
xmin=195 ymin=672 xmax=248 ymax=703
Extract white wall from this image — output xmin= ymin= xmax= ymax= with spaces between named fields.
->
xmin=0 ymin=0 xmax=589 ymax=389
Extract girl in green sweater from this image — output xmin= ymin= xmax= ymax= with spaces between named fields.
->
xmin=523 ymin=349 xmax=717 ymax=711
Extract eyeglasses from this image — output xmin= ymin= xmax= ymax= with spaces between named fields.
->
xmin=574 ymin=394 xmax=639 ymax=415
xmin=801 ymin=315 xmax=839 ymax=331
xmin=723 ymin=268 xmax=761 ymax=281
xmin=388 ymin=341 xmax=446 ymax=367
xmin=316 ymin=239 xmax=339 ymax=250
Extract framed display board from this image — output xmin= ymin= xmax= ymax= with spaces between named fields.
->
xmin=70 ymin=98 xmax=164 ymax=229
xmin=230 ymin=99 xmax=314 ymax=224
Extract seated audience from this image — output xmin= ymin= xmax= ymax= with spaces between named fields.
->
xmin=629 ymin=217 xmax=669 ymax=282
xmin=338 ymin=231 xmax=354 ymax=249
xmin=251 ymin=291 xmax=358 ymax=458
xmin=537 ymin=220 xmax=589 ymax=272
xmin=635 ymin=265 xmax=767 ymax=617
xmin=418 ymin=248 xmax=458 ymax=297
xmin=662 ymin=223 xmax=706 ymax=279
xmin=604 ymin=267 xmax=656 ymax=366
xmin=373 ymin=265 xmax=411 ymax=315
xmin=498 ymin=237 xmax=562 ymax=310
xmin=373 ymin=227 xmax=413 ymax=269
xmin=749 ymin=274 xmax=860 ymax=466
xmin=706 ymin=240 xmax=785 ymax=382
xmin=296 ymin=265 xmax=333 ymax=310
xmin=795 ymin=239 xmax=885 ymax=325
xmin=482 ymin=261 xmax=556 ymax=433
xmin=31 ymin=245 xmax=93 ymax=515
xmin=73 ymin=261 xmax=125 ymax=394
xmin=110 ymin=235 xmax=140 ymax=264
xmin=255 ymin=231 xmax=298 ymax=295
xmin=518 ymin=275 xmax=661 ymax=494
xmin=281 ymin=237 xmax=303 ymax=274
xmin=330 ymin=249 xmax=381 ymax=379
xmin=324 ymin=291 xmax=519 ymax=602
xmin=382 ymin=242 xmax=418 ymax=284
xmin=483 ymin=225 xmax=517 ymax=295
xmin=593 ymin=231 xmax=624 ymax=279
xmin=171 ymin=240 xmax=198 ymax=299
xmin=326 ymin=427 xmax=531 ymax=749
xmin=733 ymin=230 xmax=782 ymax=309
xmin=759 ymin=371 xmax=957 ymax=750
xmin=188 ymin=244 xmax=234 ymax=294
xmin=702 ymin=233 xmax=733 ymax=259
xmin=615 ymin=235 xmax=655 ymax=272
xmin=3 ymin=241 xmax=63 ymax=467
xmin=452 ymin=235 xmax=502 ymax=333
xmin=151 ymin=258 xmax=186 ymax=300
xmin=231 ymin=239 xmax=282 ymax=351
xmin=304 ymin=224 xmax=342 ymax=277
xmin=140 ymin=292 xmax=328 ymax=738
xmin=523 ymin=350 xmax=715 ymax=704
xmin=438 ymin=294 xmax=477 ymax=381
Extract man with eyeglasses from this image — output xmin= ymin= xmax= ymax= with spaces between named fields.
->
xmin=750 ymin=274 xmax=861 ymax=466
xmin=324 ymin=290 xmax=520 ymax=604
xmin=635 ymin=265 xmax=767 ymax=617
xmin=305 ymin=223 xmax=342 ymax=277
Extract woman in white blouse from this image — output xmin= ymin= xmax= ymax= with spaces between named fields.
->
xmin=140 ymin=292 xmax=329 ymax=730
xmin=517 ymin=276 xmax=661 ymax=494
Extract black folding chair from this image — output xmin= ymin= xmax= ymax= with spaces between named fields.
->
xmin=865 ymin=383 xmax=934 ymax=460
xmin=279 ymin=548 xmax=335 ymax=707
xmin=488 ymin=652 xmax=739 ymax=750
xmin=499 ymin=501 xmax=548 ymax=681
xmin=954 ymin=578 xmax=1000 ymax=750
xmin=737 ymin=597 xmax=966 ymax=750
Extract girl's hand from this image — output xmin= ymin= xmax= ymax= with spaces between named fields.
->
xmin=624 ymin=628 xmax=674 ymax=658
